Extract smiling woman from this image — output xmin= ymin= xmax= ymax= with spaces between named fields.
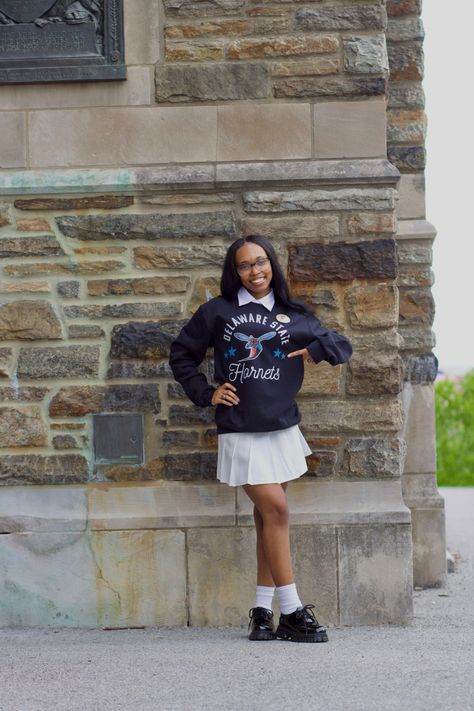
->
xmin=169 ymin=234 xmax=353 ymax=643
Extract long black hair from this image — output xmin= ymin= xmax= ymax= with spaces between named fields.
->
xmin=220 ymin=234 xmax=313 ymax=316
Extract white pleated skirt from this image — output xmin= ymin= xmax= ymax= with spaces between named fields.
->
xmin=217 ymin=424 xmax=312 ymax=487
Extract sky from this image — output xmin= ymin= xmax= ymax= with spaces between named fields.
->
xmin=423 ymin=2 xmax=474 ymax=373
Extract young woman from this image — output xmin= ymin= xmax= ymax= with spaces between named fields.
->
xmin=169 ymin=235 xmax=352 ymax=642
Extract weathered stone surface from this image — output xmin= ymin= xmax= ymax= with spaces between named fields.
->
xmin=139 ymin=192 xmax=234 ymax=206
xmin=271 ymin=57 xmax=340 ymax=77
xmin=52 ymin=435 xmax=77 ymax=450
xmin=243 ymin=215 xmax=340 ymax=240
xmin=388 ymin=145 xmax=426 ymax=171
xmin=397 ymin=266 xmax=433 ymax=287
xmin=396 ymin=241 xmax=432 ymax=265
xmin=164 ymin=19 xmax=248 ymax=37
xmin=228 ymin=35 xmax=338 ymax=59
xmin=0 ymin=204 xmax=12 ymax=227
xmin=402 ymin=353 xmax=438 ymax=384
xmin=88 ymin=276 xmax=190 ymax=297
xmin=3 ymin=261 xmax=125 ymax=277
xmin=14 ymin=196 xmax=134 ymax=211
xmin=163 ymin=0 xmax=245 ymax=16
xmin=387 ymin=109 xmax=426 ymax=143
xmin=341 ymin=438 xmax=404 ymax=479
xmin=243 ymin=188 xmax=397 ymax=213
xmin=203 ymin=428 xmax=217 ymax=447
xmin=15 ymin=218 xmax=51 ymax=232
xmin=347 ymin=212 xmax=396 ymax=235
xmin=50 ymin=385 xmax=161 ymax=416
xmin=56 ymin=211 xmax=236 ymax=241
xmin=0 ymin=301 xmax=62 ymax=341
xmin=299 ymin=360 xmax=342 ymax=397
xmin=296 ymin=399 xmax=402 ymax=433
xmin=348 ymin=328 xmax=399 ymax=352
xmin=288 ymin=240 xmax=397 ymax=282
xmin=399 ymin=289 xmax=434 ymax=325
xmin=64 ymin=302 xmax=182 ymax=319
xmin=386 ymin=16 xmax=424 ymax=41
xmin=168 ymin=404 xmax=215 ymax=426
xmin=273 ymin=75 xmax=386 ymax=99
xmin=304 ymin=450 xmax=337 ymax=478
xmin=0 ymin=237 xmax=64 ymax=258
xmin=106 ymin=361 xmax=173 ymax=379
xmin=163 ymin=452 xmax=217 ymax=480
xmin=110 ymin=320 xmax=185 ymax=360
xmin=50 ymin=423 xmax=85 ymax=430
xmin=296 ymin=5 xmax=386 ymax=31
xmin=57 ymin=281 xmax=80 ymax=298
xmin=156 ymin=62 xmax=270 ymax=102
xmin=398 ymin=326 xmax=435 ymax=351
xmin=343 ymin=34 xmax=389 ymax=74
xmin=387 ymin=81 xmax=424 ymax=109
xmin=165 ymin=40 xmax=225 ymax=62
xmin=0 ymin=348 xmax=13 ymax=378
xmin=163 ymin=430 xmax=200 ymax=447
xmin=0 ymin=281 xmax=50 ymax=294
xmin=387 ymin=0 xmax=421 ymax=17
xmin=168 ymin=383 xmax=187 ymax=399
xmin=0 ymin=406 xmax=47 ymax=447
xmin=347 ymin=353 xmax=402 ymax=395
xmin=0 ymin=386 xmax=49 ymax=402
xmin=133 ymin=244 xmax=228 ymax=270
xmin=188 ymin=277 xmax=220 ymax=315
xmin=345 ymin=285 xmax=398 ymax=328
xmin=68 ymin=325 xmax=105 ymax=339
xmin=73 ymin=246 xmax=126 ymax=256
xmin=0 ymin=455 xmax=89 ymax=485
xmin=17 ymin=346 xmax=100 ymax=380
xmin=387 ymin=40 xmax=423 ymax=80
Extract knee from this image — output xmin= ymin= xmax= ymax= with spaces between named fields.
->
xmin=261 ymin=501 xmax=289 ymax=527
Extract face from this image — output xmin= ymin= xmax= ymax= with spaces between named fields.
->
xmin=234 ymin=242 xmax=273 ymax=299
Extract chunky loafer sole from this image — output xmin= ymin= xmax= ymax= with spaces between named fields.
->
xmin=276 ymin=625 xmax=328 ymax=643
xmin=249 ymin=628 xmax=276 ymax=641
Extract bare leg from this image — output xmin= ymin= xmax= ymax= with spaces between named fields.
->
xmin=244 ymin=482 xmax=293 ymax=587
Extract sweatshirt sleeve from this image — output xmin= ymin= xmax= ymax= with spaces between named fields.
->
xmin=169 ymin=304 xmax=216 ymax=408
xmin=303 ymin=314 xmax=353 ymax=366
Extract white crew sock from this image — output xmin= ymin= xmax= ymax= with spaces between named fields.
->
xmin=276 ymin=583 xmax=302 ymax=615
xmin=255 ymin=585 xmax=275 ymax=611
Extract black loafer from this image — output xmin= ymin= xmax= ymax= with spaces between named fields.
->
xmin=276 ymin=604 xmax=328 ymax=643
xmin=248 ymin=607 xmax=276 ymax=641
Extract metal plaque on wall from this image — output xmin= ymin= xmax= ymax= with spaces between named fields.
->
xmin=0 ymin=0 xmax=126 ymax=84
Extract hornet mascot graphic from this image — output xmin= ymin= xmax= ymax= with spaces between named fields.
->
xmin=234 ymin=331 xmax=277 ymax=362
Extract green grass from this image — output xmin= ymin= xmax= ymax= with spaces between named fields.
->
xmin=435 ymin=369 xmax=474 ymax=486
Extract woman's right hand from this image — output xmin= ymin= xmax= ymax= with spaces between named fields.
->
xmin=211 ymin=382 xmax=240 ymax=407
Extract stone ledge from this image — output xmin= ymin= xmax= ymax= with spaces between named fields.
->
xmin=396 ymin=219 xmax=436 ymax=241
xmin=0 ymin=479 xmax=410 ymax=533
xmin=0 ymin=159 xmax=399 ymax=196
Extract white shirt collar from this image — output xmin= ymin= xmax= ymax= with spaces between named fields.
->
xmin=238 ymin=287 xmax=275 ymax=312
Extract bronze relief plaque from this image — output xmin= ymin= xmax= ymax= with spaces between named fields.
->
xmin=0 ymin=0 xmax=126 ymax=83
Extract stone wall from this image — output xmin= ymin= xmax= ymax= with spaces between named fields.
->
xmin=0 ymin=0 xmax=444 ymax=627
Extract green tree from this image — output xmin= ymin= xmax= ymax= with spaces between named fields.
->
xmin=435 ymin=369 xmax=474 ymax=485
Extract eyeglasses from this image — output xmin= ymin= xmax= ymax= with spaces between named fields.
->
xmin=236 ymin=257 xmax=270 ymax=274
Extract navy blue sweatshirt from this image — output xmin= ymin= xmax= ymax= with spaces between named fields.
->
xmin=169 ymin=295 xmax=352 ymax=434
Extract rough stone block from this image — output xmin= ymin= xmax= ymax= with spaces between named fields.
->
xmin=386 ymin=16 xmax=424 ymax=42
xmin=168 ymin=404 xmax=215 ymax=426
xmin=17 ymin=346 xmax=100 ymax=380
xmin=187 ymin=277 xmax=220 ymax=315
xmin=163 ymin=452 xmax=217 ymax=480
xmin=398 ymin=326 xmax=434 ymax=351
xmin=338 ymin=523 xmax=413 ymax=624
xmin=343 ymin=34 xmax=389 ymax=74
xmin=0 ymin=387 xmax=49 ymax=403
xmin=110 ymin=320 xmax=185 ymax=360
xmin=347 ymin=212 xmax=396 ymax=235
xmin=299 ymin=360 xmax=341 ymax=397
xmin=0 ymin=301 xmax=62 ymax=341
xmin=341 ymin=437 xmax=404 ymax=479
xmin=64 ymin=302 xmax=182 ymax=319
xmin=88 ymin=276 xmax=190 ymax=297
xmin=273 ymin=75 xmax=386 ymax=99
xmin=387 ymin=40 xmax=423 ymax=80
xmin=296 ymin=4 xmax=386 ymax=31
xmin=16 ymin=196 xmax=134 ymax=211
xmin=0 ymin=407 xmax=47 ymax=448
xmin=106 ymin=361 xmax=172 ymax=379
xmin=155 ymin=62 xmax=270 ymax=102
xmin=402 ymin=353 xmax=438 ymax=384
xmin=165 ymin=40 xmax=225 ymax=62
xmin=348 ymin=328 xmax=399 ymax=353
xmin=0 ymin=112 xmax=26 ymax=168
xmin=52 ymin=435 xmax=77 ymax=450
xmin=396 ymin=240 xmax=432 ymax=264
xmin=0 ymin=237 xmax=63 ymax=258
xmin=347 ymin=352 xmax=402 ymax=395
xmin=388 ymin=145 xmax=426 ymax=171
xmin=299 ymin=399 xmax=403 ymax=433
xmin=387 ymin=109 xmax=426 ymax=143
xmin=397 ymin=266 xmax=433 ymax=288
xmin=271 ymin=57 xmax=340 ymax=77
xmin=388 ymin=81 xmax=424 ymax=109
xmin=387 ymin=0 xmax=421 ymax=17
xmin=314 ymin=99 xmax=386 ymax=159
xmin=56 ymin=211 xmax=236 ymax=241
xmin=399 ymin=289 xmax=434 ymax=325
xmin=0 ymin=347 xmax=13 ymax=378
xmin=227 ymin=35 xmax=338 ymax=59
xmin=49 ymin=385 xmax=161 ymax=417
xmin=242 ymin=215 xmax=339 ymax=241
xmin=217 ymin=103 xmax=311 ymax=161
xmin=0 ymin=455 xmax=89 ymax=486
xmin=133 ymin=244 xmax=228 ymax=270
xmin=163 ymin=430 xmax=200 ymax=447
xmin=57 ymin=281 xmax=80 ymax=298
xmin=0 ymin=203 xmax=12 ymax=227
xmin=68 ymin=325 xmax=105 ymax=339
xmin=243 ymin=188 xmax=397 ymax=213
xmin=288 ymin=240 xmax=397 ymax=282
xmin=163 ymin=0 xmax=245 ymax=16
xmin=0 ymin=282 xmax=50 ymax=294
xmin=0 ymin=529 xmax=186 ymax=627
xmin=345 ymin=284 xmax=398 ymax=328
xmin=29 ymin=107 xmax=218 ymax=167
xmin=3 ymin=260 xmax=125 ymax=278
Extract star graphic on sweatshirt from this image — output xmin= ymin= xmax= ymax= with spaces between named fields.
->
xmin=273 ymin=348 xmax=282 ymax=358
xmin=228 ymin=347 xmax=236 ymax=357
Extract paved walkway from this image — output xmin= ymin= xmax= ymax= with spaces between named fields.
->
xmin=1 ymin=487 xmax=473 ymax=711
